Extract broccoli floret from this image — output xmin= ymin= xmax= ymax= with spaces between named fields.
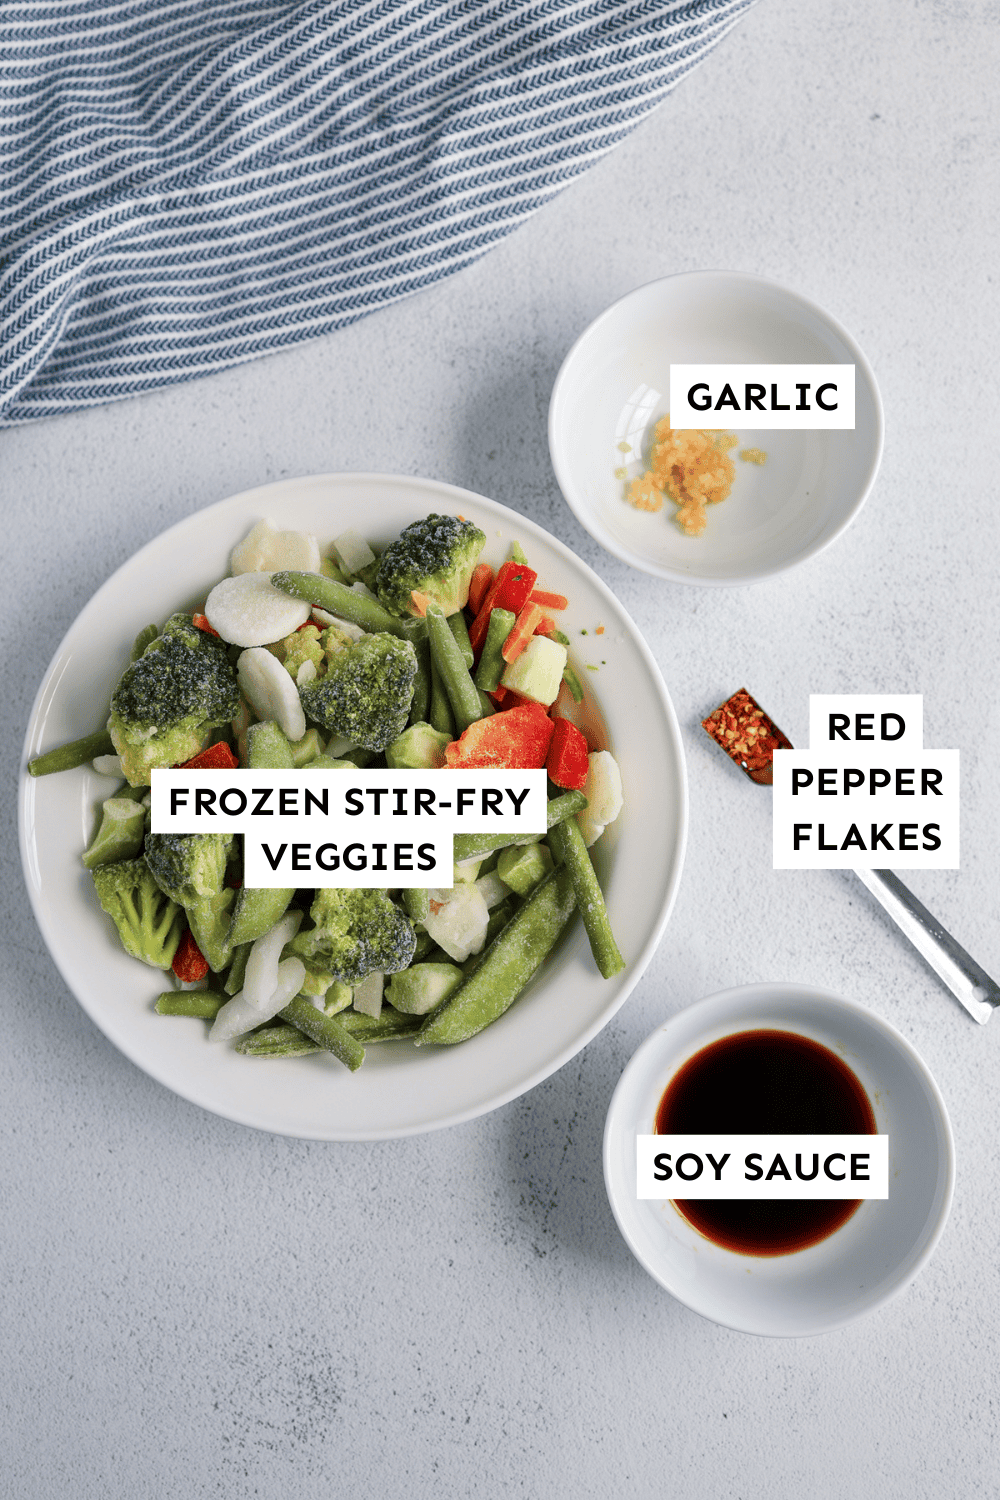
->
xmin=289 ymin=889 xmax=417 ymax=983
xmin=92 ymin=858 xmax=185 ymax=969
xmin=375 ymin=514 xmax=487 ymax=618
xmin=280 ymin=622 xmax=356 ymax=683
xmin=145 ymin=832 xmax=237 ymax=971
xmin=108 ymin=613 xmax=239 ymax=785
xmin=297 ymin=633 xmax=418 ymax=751
xmin=144 ymin=832 xmax=234 ymax=905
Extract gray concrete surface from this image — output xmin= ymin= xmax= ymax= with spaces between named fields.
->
xmin=4 ymin=2 xmax=999 ymax=1495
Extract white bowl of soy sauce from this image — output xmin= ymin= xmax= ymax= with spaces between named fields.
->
xmin=603 ymin=984 xmax=955 ymax=1337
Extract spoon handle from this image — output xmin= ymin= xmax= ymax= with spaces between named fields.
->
xmin=853 ymin=868 xmax=999 ymax=1025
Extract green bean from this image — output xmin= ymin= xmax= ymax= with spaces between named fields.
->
xmin=155 ymin=990 xmax=226 ymax=1019
xmin=447 ymin=610 xmax=475 ymax=669
xmin=416 ymin=867 xmax=576 ymax=1046
xmin=451 ymin=790 xmax=587 ymax=863
xmin=235 ymin=1025 xmax=321 ymax=1057
xmin=427 ymin=653 xmax=456 ymax=737
xmin=426 ymin=603 xmax=484 ymax=733
xmin=224 ymin=943 xmax=251 ymax=994
xmin=547 ymin=816 xmax=624 ymax=979
xmin=473 ymin=607 xmax=515 ymax=692
xmin=28 ymin=729 xmax=115 ymax=777
xmin=229 ymin=721 xmax=296 ymax=944
xmin=129 ymin=623 xmax=158 ymax=662
xmin=271 ymin=571 xmax=406 ymax=637
xmin=279 ymin=996 xmax=366 ymax=1071
xmin=561 ymin=666 xmax=584 ymax=704
xmin=408 ymin=631 xmax=432 ymax=725
xmin=550 ymin=629 xmax=570 ymax=648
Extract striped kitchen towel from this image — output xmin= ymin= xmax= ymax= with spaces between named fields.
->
xmin=1 ymin=0 xmax=755 ymax=425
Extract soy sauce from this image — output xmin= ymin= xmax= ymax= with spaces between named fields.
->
xmin=655 ymin=1029 xmax=876 ymax=1257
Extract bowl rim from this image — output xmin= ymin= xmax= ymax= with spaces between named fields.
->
xmin=548 ymin=268 xmax=886 ymax=587
xmin=602 ymin=981 xmax=955 ymax=1336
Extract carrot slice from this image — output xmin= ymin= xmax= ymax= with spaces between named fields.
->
xmin=529 ymin=589 xmax=568 ymax=611
xmin=468 ymin=563 xmax=494 ymax=615
xmin=534 ymin=616 xmax=556 ymax=636
xmin=410 ymin=590 xmax=431 ymax=616
xmin=501 ymin=602 xmax=546 ymax=663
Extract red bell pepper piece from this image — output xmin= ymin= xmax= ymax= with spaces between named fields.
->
xmin=180 ymin=741 xmax=239 ymax=771
xmin=469 ymin=562 xmax=538 ymax=655
xmin=545 ymin=717 xmax=590 ymax=791
xmin=445 ymin=702 xmax=555 ymax=769
xmin=192 ymin=613 xmax=220 ymax=637
xmin=172 ymin=927 xmax=210 ymax=983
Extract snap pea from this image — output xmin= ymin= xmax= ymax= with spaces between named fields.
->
xmin=28 ymin=729 xmax=115 ymax=777
xmin=426 ymin=604 xmax=484 ymax=733
xmin=452 ymin=790 xmax=586 ymax=863
xmin=279 ymin=996 xmax=366 ymax=1071
xmin=473 ymin=607 xmax=516 ymax=692
xmin=155 ymin=990 xmax=226 ymax=1019
xmin=416 ymin=866 xmax=576 ymax=1046
xmin=271 ymin=571 xmax=406 ymax=638
xmin=447 ymin=610 xmax=475 ymax=669
xmin=547 ymin=816 xmax=625 ymax=979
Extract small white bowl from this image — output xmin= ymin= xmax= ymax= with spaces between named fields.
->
xmin=549 ymin=271 xmax=883 ymax=585
xmin=603 ymin=984 xmax=954 ymax=1337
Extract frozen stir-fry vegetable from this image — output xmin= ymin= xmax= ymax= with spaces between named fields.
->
xmin=108 ymin=613 xmax=239 ymax=785
xmin=31 ymin=510 xmax=625 ymax=1070
xmin=374 ymin=513 xmax=487 ymax=618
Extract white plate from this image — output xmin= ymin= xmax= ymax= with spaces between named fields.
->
xmin=20 ymin=474 xmax=687 ymax=1139
xmin=549 ymin=271 xmax=884 ymax=585
xmin=604 ymin=984 xmax=954 ymax=1336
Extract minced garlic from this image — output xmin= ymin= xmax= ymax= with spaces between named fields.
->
xmin=626 ymin=416 xmax=738 ymax=536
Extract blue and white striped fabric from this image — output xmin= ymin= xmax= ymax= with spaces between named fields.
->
xmin=1 ymin=0 xmax=754 ymax=425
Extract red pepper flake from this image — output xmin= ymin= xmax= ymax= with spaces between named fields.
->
xmin=172 ymin=927 xmax=209 ymax=983
xmin=701 ymin=688 xmax=791 ymax=786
